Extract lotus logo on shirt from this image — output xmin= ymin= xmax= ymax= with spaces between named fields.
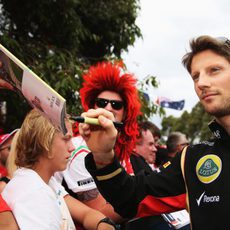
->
xmin=196 ymin=154 xmax=222 ymax=184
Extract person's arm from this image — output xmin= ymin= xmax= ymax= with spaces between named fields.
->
xmin=61 ymin=139 xmax=123 ymax=222
xmin=0 ymin=181 xmax=7 ymax=193
xmin=64 ymin=194 xmax=116 ymax=230
xmin=0 ymin=211 xmax=19 ymax=230
xmin=79 ymin=109 xmax=187 ymax=218
xmin=0 ymin=195 xmax=19 ymax=230
xmin=85 ymin=153 xmax=186 ymax=218
xmin=79 ymin=108 xmax=117 ymax=168
xmin=78 ymin=190 xmax=123 ymax=223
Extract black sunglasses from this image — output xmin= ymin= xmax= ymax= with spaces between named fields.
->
xmin=95 ymin=98 xmax=124 ymax=110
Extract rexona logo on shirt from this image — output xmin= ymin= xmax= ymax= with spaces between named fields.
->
xmin=196 ymin=154 xmax=222 ymax=184
xmin=196 ymin=191 xmax=220 ymax=206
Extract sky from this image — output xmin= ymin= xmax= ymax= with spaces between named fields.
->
xmin=122 ymin=0 xmax=230 ymax=127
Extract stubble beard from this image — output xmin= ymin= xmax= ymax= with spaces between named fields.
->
xmin=204 ymin=97 xmax=230 ymax=118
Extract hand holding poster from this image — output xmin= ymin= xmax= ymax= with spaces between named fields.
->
xmin=0 ymin=44 xmax=67 ymax=135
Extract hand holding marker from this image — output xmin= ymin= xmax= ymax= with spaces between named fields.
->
xmin=71 ymin=116 xmax=123 ymax=129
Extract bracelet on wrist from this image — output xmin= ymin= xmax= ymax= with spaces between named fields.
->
xmin=96 ymin=217 xmax=117 ymax=229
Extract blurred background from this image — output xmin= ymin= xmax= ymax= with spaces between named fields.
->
xmin=0 ymin=0 xmax=229 ymax=143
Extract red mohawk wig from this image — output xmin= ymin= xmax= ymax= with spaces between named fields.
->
xmin=80 ymin=61 xmax=142 ymax=162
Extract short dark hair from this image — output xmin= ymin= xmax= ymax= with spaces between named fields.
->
xmin=166 ymin=132 xmax=186 ymax=153
xmin=182 ymin=35 xmax=230 ymax=74
xmin=137 ymin=121 xmax=160 ymax=141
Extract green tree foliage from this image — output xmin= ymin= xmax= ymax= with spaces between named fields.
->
xmin=161 ymin=102 xmax=213 ymax=143
xmin=0 ymin=0 xmax=141 ymax=60
xmin=0 ymin=0 xmax=159 ymax=132
xmin=0 ymin=35 xmax=84 ymax=130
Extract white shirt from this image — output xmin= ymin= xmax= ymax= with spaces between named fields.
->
xmin=2 ymin=168 xmax=75 ymax=230
xmin=55 ymin=136 xmax=97 ymax=193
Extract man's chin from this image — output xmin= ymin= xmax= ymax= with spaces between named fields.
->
xmin=205 ymin=107 xmax=230 ymax=118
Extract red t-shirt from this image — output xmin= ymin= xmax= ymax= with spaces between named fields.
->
xmin=0 ymin=165 xmax=7 ymax=178
xmin=0 ymin=195 xmax=11 ymax=212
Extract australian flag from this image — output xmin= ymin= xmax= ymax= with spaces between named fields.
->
xmin=160 ymin=99 xmax=185 ymax=110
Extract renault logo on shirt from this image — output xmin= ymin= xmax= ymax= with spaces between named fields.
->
xmin=196 ymin=154 xmax=222 ymax=184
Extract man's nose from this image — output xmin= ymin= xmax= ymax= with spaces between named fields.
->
xmin=153 ymin=144 xmax=157 ymax=152
xmin=104 ymin=103 xmax=113 ymax=111
xmin=197 ymin=73 xmax=211 ymax=89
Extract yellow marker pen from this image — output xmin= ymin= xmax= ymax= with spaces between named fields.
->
xmin=71 ymin=116 xmax=123 ymax=129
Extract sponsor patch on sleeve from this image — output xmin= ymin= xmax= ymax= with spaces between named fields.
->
xmin=196 ymin=154 xmax=222 ymax=184
xmin=162 ymin=161 xmax=171 ymax=168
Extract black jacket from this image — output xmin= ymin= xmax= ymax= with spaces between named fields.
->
xmin=85 ymin=120 xmax=229 ymax=230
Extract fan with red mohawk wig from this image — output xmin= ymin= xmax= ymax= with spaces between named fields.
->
xmin=80 ymin=61 xmax=142 ymax=173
